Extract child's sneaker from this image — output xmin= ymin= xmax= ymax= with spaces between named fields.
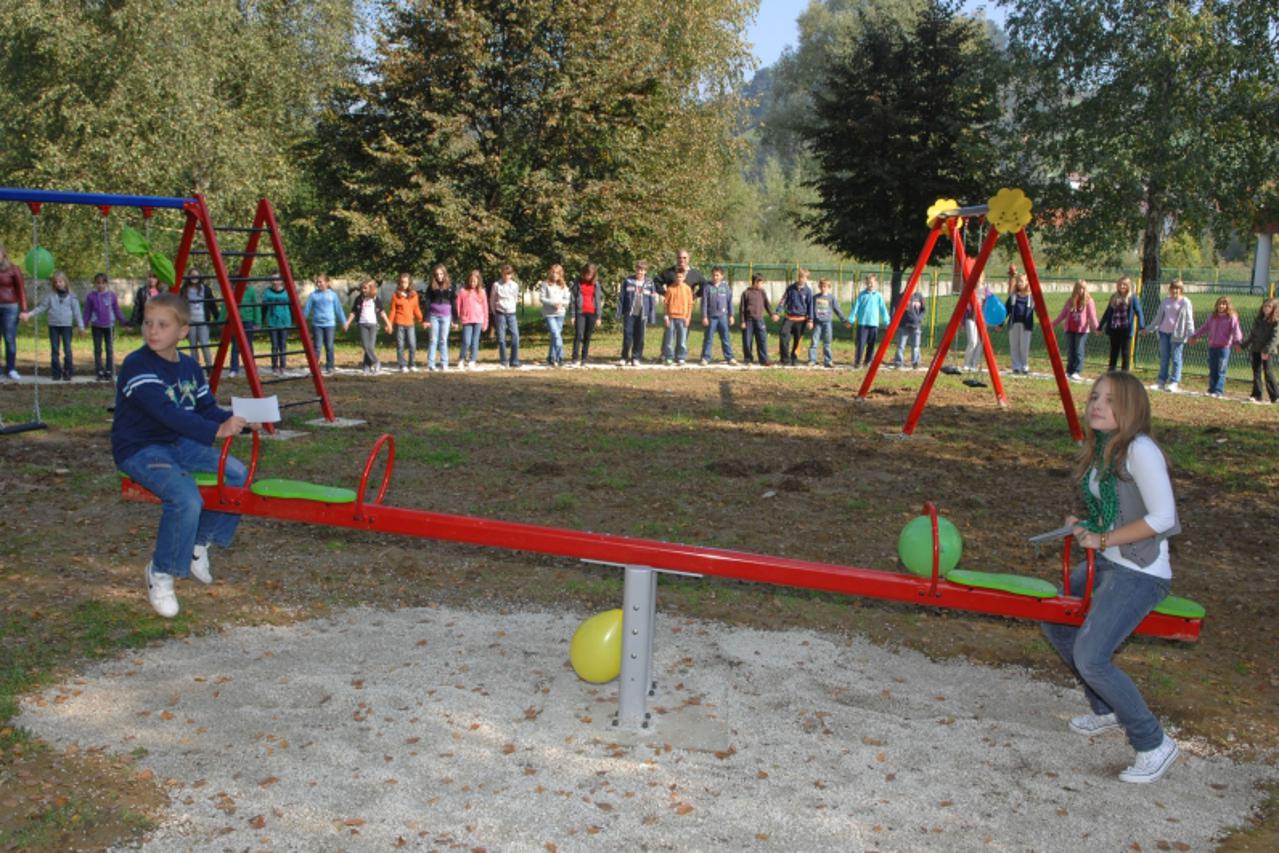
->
xmin=699 ymin=358 xmax=710 ymax=366
xmin=1069 ymin=712 xmax=1120 ymax=735
xmin=726 ymin=359 xmax=737 ymax=366
xmin=1118 ymin=734 xmax=1179 ymax=784
xmin=399 ymin=365 xmax=408 ymax=373
xmin=7 ymin=369 xmax=20 ymax=380
xmin=190 ymin=544 xmax=213 ymax=585
xmin=1166 ymin=382 xmax=1179 ymax=393
xmin=145 ymin=563 xmax=179 ymax=618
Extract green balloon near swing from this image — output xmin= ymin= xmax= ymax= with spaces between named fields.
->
xmin=23 ymin=247 xmax=54 ymax=279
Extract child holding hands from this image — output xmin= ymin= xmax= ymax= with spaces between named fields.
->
xmin=1187 ymin=296 xmax=1242 ymax=398
xmin=112 ymin=293 xmax=254 ymax=617
xmin=1241 ymin=298 xmax=1279 ymax=404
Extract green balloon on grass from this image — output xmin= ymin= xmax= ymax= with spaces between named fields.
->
xmin=897 ymin=514 xmax=963 ymax=577
xmin=23 ymin=247 xmax=54 ymax=279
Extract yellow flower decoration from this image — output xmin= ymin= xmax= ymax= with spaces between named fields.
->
xmin=925 ymin=198 xmax=961 ymax=230
xmin=987 ymin=188 xmax=1033 ymax=234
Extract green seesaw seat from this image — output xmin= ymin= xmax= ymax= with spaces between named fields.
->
xmin=120 ymin=471 xmax=357 ymax=505
xmin=941 ymin=566 xmax=1205 ymax=619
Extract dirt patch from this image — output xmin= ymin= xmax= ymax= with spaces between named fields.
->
xmin=782 ymin=459 xmax=834 ymax=478
xmin=524 ymin=461 xmax=565 ymax=477
xmin=704 ymin=459 xmax=778 ymax=478
xmin=777 ymin=476 xmax=809 ymax=492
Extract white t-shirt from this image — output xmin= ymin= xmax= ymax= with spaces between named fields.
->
xmin=1088 ymin=434 xmax=1175 ymax=579
xmin=186 ymin=286 xmax=206 ymax=324
xmin=359 ymin=299 xmax=377 ymax=325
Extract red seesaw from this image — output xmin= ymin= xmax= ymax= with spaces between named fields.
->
xmin=120 ymin=432 xmax=1203 ymax=727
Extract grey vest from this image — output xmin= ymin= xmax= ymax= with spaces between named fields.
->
xmin=1113 ymin=468 xmax=1180 ymax=568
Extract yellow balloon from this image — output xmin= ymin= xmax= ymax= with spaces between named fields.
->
xmin=570 ymin=609 xmax=623 ymax=683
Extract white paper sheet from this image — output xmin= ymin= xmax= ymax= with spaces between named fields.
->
xmin=231 ymin=395 xmax=281 ymax=424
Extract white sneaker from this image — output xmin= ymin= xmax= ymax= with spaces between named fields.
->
xmin=1149 ymin=382 xmax=1164 ymax=391
xmin=145 ymin=564 xmax=179 ymax=618
xmin=399 ymin=365 xmax=408 ymax=373
xmin=441 ymin=364 xmax=449 ymax=373
xmin=1069 ymin=372 xmax=1083 ymax=382
xmin=190 ymin=544 xmax=212 ymax=585
xmin=1069 ymin=712 xmax=1120 ymax=735
xmin=1166 ymin=382 xmax=1180 ymax=393
xmin=1119 ymin=734 xmax=1179 ymax=784
xmin=7 ymin=369 xmax=20 ymax=380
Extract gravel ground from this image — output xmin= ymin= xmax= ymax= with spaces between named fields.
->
xmin=18 ymin=604 xmax=1275 ymax=852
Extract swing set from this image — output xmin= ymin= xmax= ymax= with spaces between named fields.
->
xmin=0 ymin=186 xmax=340 ymax=434
xmin=857 ymin=189 xmax=1085 ymax=441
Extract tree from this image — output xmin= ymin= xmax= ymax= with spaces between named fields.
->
xmin=0 ymin=0 xmax=358 ymax=274
xmin=798 ymin=0 xmax=1001 ymax=301
xmin=1003 ymin=1 xmax=1279 ymax=301
xmin=303 ymin=0 xmax=753 ymax=285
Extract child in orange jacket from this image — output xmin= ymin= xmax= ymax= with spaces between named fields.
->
xmin=388 ymin=272 xmax=426 ymax=372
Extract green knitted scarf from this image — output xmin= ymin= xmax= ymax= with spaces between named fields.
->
xmin=1080 ymin=430 xmax=1118 ymax=534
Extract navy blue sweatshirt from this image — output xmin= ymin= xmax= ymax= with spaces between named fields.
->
xmin=111 ymin=346 xmax=232 ymax=466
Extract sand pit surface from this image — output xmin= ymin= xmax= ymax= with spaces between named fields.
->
xmin=17 ymin=605 xmax=1274 ymax=851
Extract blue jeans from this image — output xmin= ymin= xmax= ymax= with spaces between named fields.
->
xmin=460 ymin=323 xmax=482 ymax=363
xmin=855 ymin=324 xmax=879 ymax=366
xmin=394 ymin=324 xmax=417 ymax=368
xmin=1157 ymin=331 xmax=1183 ymax=385
xmin=231 ymin=321 xmax=256 ymax=373
xmin=311 ymin=324 xmax=335 ymax=371
xmin=544 ymin=314 xmax=565 ymax=364
xmin=49 ymin=325 xmax=74 ymax=376
xmin=1041 ymin=555 xmax=1170 ymax=751
xmin=621 ymin=315 xmax=645 ymax=361
xmin=495 ymin=312 xmax=520 ymax=365
xmin=269 ymin=328 xmax=288 ymax=370
xmin=1207 ymin=346 xmax=1229 ymax=395
xmin=700 ymin=315 xmax=734 ymax=361
xmin=808 ymin=319 xmax=834 ymax=365
xmin=1065 ymin=330 xmax=1088 ymax=375
xmin=428 ymin=315 xmax=451 ymax=369
xmin=118 ymin=438 xmax=247 ymax=579
xmin=0 ymin=302 xmax=17 ymax=373
xmin=662 ymin=319 xmax=689 ymax=361
xmin=894 ymin=326 xmax=921 ymax=367
xmin=741 ymin=317 xmax=768 ymax=364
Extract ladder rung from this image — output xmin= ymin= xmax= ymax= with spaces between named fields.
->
xmin=253 ymin=348 xmax=310 ymax=358
xmin=183 ymin=274 xmax=280 ymax=283
xmin=279 ymin=396 xmax=323 ymax=410
xmin=214 ymin=226 xmax=270 ymax=233
xmin=261 ymin=374 xmax=312 ymax=385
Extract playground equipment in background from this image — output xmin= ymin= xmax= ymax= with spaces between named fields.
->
xmin=857 ymin=189 xmax=1085 ymax=441
xmin=119 ymin=431 xmax=1205 ymax=727
xmin=0 ymin=187 xmax=340 ymax=430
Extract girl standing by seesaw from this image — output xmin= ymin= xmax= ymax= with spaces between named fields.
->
xmin=1187 ymin=296 xmax=1242 ymax=398
xmin=1042 ymin=371 xmax=1181 ymax=784
xmin=1143 ymin=278 xmax=1194 ymax=393
xmin=456 ymin=270 xmax=488 ymax=368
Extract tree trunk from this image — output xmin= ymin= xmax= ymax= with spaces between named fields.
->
xmin=1140 ymin=195 xmax=1164 ymax=316
xmin=890 ymin=264 xmax=905 ymax=308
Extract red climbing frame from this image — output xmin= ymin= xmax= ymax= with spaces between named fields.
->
xmin=119 ymin=432 xmax=1200 ymax=642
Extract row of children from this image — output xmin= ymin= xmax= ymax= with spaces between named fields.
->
xmin=318 ymin=263 xmax=901 ymax=373
xmin=989 ymin=272 xmax=1278 ymax=402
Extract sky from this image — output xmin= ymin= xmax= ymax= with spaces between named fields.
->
xmin=746 ymin=0 xmax=1006 ymax=72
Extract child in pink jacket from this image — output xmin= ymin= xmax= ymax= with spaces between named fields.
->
xmin=456 ymin=269 xmax=489 ymax=369
xmin=1052 ymin=279 xmax=1099 ymax=380
xmin=1188 ymin=296 xmax=1243 ymax=397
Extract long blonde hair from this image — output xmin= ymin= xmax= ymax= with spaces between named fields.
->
xmin=1073 ymin=371 xmax=1159 ymax=483
xmin=1069 ymin=279 xmax=1089 ymax=311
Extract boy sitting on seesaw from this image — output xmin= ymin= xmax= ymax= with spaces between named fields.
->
xmin=112 ymin=293 xmax=256 ymax=618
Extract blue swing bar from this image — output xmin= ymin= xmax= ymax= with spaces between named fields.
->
xmin=0 ymin=187 xmax=194 ymax=210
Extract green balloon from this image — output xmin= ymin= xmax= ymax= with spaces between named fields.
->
xmin=23 ymin=247 xmax=54 ymax=279
xmin=897 ymin=514 xmax=963 ymax=578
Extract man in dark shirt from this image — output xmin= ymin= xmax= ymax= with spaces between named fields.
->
xmin=653 ymin=249 xmax=707 ymax=300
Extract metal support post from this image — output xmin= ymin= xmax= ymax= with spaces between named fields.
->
xmin=617 ymin=565 xmax=657 ymax=728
